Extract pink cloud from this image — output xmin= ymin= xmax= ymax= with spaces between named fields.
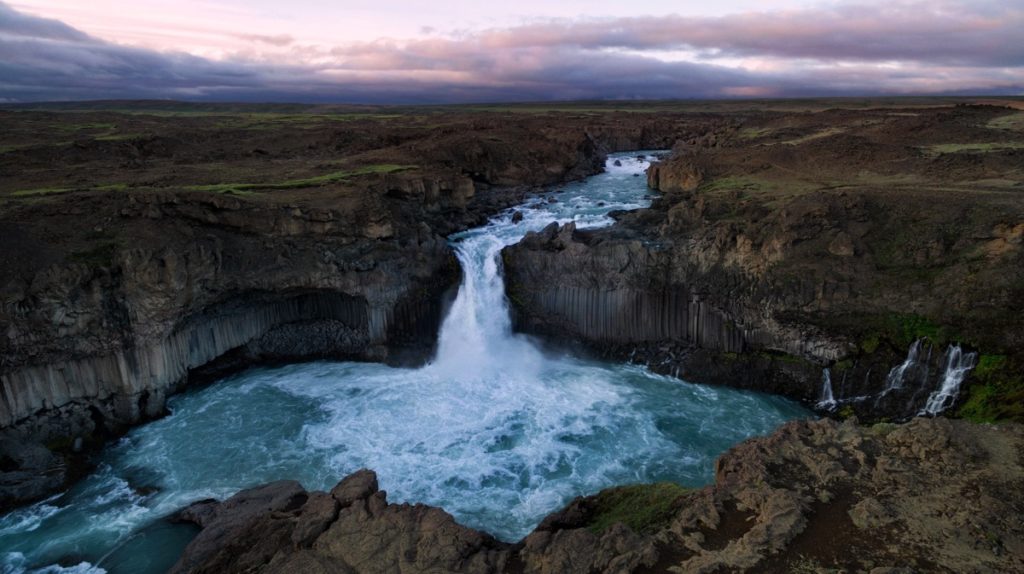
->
xmin=1 ymin=1 xmax=1021 ymax=103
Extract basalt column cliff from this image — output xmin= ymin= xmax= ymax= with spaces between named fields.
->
xmin=504 ymin=105 xmax=1024 ymax=421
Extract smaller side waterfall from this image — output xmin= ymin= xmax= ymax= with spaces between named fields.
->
xmin=861 ymin=339 xmax=978 ymax=417
xmin=816 ymin=368 xmax=838 ymax=411
xmin=920 ymin=345 xmax=978 ymax=415
xmin=882 ymin=339 xmax=923 ymax=393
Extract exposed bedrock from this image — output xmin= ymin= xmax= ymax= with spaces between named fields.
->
xmin=169 ymin=417 xmax=1024 ymax=573
xmin=503 ymin=140 xmax=1024 ymax=420
xmin=503 ymin=221 xmax=841 ymax=401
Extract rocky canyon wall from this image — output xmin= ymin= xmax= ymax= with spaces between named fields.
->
xmin=504 ymin=114 xmax=1024 ymax=418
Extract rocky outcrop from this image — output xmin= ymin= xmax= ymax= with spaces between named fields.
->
xmin=169 ymin=417 xmax=1024 ymax=573
xmin=645 ymin=148 xmax=708 ymax=193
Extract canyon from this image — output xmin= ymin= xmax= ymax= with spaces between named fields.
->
xmin=1 ymin=99 xmax=1023 ymax=572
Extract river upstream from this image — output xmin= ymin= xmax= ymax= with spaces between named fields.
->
xmin=0 ymin=153 xmax=810 ymax=573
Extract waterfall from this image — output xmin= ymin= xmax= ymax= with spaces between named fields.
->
xmin=428 ymin=153 xmax=661 ymax=381
xmin=869 ymin=339 xmax=977 ymax=417
xmin=873 ymin=339 xmax=924 ymax=409
xmin=429 ymin=234 xmax=544 ymax=381
xmin=0 ymin=152 xmax=816 ymax=574
xmin=920 ymin=345 xmax=978 ymax=415
xmin=816 ymin=368 xmax=838 ymax=411
xmin=882 ymin=339 xmax=922 ymax=393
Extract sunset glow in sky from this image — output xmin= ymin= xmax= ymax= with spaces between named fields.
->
xmin=1 ymin=0 xmax=1022 ymax=102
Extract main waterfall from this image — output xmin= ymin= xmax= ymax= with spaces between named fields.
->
xmin=0 ymin=153 xmax=810 ymax=574
xmin=430 ymin=233 xmax=543 ymax=382
xmin=431 ymin=155 xmax=664 ymax=379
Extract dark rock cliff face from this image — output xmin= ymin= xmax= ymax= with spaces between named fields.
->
xmin=504 ymin=108 xmax=1024 ymax=419
xmin=503 ymin=220 xmax=838 ymax=401
xmin=168 ymin=418 xmax=1024 ymax=573
xmin=0 ymin=188 xmax=462 ymax=509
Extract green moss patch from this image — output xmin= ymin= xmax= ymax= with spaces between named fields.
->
xmin=883 ymin=313 xmax=950 ymax=347
xmin=958 ymin=355 xmax=1024 ymax=423
xmin=585 ymin=482 xmax=690 ymax=535
xmin=985 ymin=112 xmax=1024 ymax=131
xmin=184 ymin=164 xmax=415 ymax=194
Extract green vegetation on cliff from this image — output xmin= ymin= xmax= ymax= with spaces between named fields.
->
xmin=184 ymin=164 xmax=415 ymax=194
xmin=958 ymin=355 xmax=1024 ymax=423
xmin=585 ymin=482 xmax=690 ymax=534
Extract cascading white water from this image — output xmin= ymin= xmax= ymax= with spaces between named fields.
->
xmin=865 ymin=338 xmax=977 ymax=416
xmin=920 ymin=345 xmax=978 ymax=415
xmin=882 ymin=339 xmax=923 ymax=393
xmin=816 ymin=368 xmax=837 ymax=411
xmin=429 ymin=235 xmax=543 ymax=382
xmin=0 ymin=153 xmax=811 ymax=574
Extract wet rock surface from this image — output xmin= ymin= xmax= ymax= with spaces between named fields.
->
xmin=170 ymin=417 xmax=1024 ymax=573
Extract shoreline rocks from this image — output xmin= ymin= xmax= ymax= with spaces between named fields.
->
xmin=168 ymin=417 xmax=1024 ymax=573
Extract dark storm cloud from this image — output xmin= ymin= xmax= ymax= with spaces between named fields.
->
xmin=0 ymin=1 xmax=1020 ymax=103
xmin=0 ymin=2 xmax=90 ymax=41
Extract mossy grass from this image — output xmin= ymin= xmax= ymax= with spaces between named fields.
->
xmin=957 ymin=354 xmax=1024 ymax=423
xmin=756 ymin=350 xmax=812 ymax=366
xmin=584 ymin=482 xmax=690 ymax=535
xmin=184 ymin=164 xmax=416 ymax=194
xmin=94 ymin=133 xmax=142 ymax=142
xmin=699 ymin=175 xmax=767 ymax=194
xmin=49 ymin=122 xmax=118 ymax=134
xmin=737 ymin=127 xmax=773 ymax=139
xmin=849 ymin=312 xmax=954 ymax=351
xmin=882 ymin=313 xmax=951 ymax=347
xmin=837 ymin=405 xmax=857 ymax=420
xmin=781 ymin=127 xmax=847 ymax=145
xmin=834 ymin=359 xmax=854 ymax=371
xmin=985 ymin=112 xmax=1024 ymax=131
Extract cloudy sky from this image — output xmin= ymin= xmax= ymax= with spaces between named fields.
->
xmin=1 ymin=0 xmax=1022 ymax=103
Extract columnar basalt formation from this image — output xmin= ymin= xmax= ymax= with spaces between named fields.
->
xmin=504 ymin=105 xmax=1024 ymax=419
xmin=0 ymin=189 xmax=462 ymax=509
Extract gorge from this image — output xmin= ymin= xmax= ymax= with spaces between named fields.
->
xmin=1 ymin=100 xmax=1023 ymax=572
xmin=0 ymin=153 xmax=814 ymax=573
